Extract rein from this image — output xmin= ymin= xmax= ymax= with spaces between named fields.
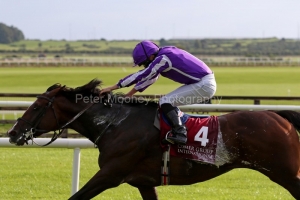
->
xmin=61 ymin=102 xmax=95 ymax=129
xmin=94 ymin=101 xmax=122 ymax=147
xmin=19 ymin=95 xmax=94 ymax=146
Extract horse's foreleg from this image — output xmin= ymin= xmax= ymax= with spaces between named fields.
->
xmin=285 ymin=178 xmax=300 ymax=200
xmin=138 ymin=186 xmax=158 ymax=200
xmin=68 ymin=169 xmax=122 ymax=200
xmin=270 ymin=176 xmax=300 ymax=200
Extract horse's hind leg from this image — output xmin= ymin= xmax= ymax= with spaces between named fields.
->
xmin=138 ymin=186 xmax=158 ymax=200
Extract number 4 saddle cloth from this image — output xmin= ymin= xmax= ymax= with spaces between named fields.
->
xmin=157 ymin=109 xmax=220 ymax=165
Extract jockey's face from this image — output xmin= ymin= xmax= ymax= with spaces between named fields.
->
xmin=139 ymin=55 xmax=156 ymax=68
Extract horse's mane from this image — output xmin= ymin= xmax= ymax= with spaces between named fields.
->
xmin=46 ymin=79 xmax=158 ymax=107
xmin=46 ymin=79 xmax=101 ymax=101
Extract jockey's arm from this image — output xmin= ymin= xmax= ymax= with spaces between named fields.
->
xmin=125 ymin=88 xmax=138 ymax=97
xmin=100 ymin=84 xmax=137 ymax=97
xmin=100 ymin=84 xmax=119 ymax=94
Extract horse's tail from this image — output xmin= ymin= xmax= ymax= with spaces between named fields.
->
xmin=274 ymin=110 xmax=300 ymax=134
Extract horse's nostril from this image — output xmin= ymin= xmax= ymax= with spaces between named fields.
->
xmin=7 ymin=130 xmax=17 ymax=137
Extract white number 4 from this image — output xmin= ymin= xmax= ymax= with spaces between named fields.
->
xmin=194 ymin=126 xmax=209 ymax=146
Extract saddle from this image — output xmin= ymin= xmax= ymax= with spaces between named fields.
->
xmin=155 ymin=108 xmax=219 ymax=185
xmin=154 ymin=108 xmax=219 ymax=164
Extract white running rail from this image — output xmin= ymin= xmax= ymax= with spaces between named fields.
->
xmin=0 ymin=138 xmax=94 ymax=196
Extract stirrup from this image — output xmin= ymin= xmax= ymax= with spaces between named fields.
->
xmin=165 ymin=131 xmax=175 ymax=144
xmin=165 ymin=131 xmax=187 ymax=145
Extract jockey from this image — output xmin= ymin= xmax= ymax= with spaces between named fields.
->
xmin=100 ymin=40 xmax=217 ymax=145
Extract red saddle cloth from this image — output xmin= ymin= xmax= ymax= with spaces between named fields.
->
xmin=160 ymin=115 xmax=219 ymax=164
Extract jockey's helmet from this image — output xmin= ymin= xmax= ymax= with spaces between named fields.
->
xmin=132 ymin=40 xmax=159 ymax=67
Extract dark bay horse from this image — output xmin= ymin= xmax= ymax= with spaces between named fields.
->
xmin=7 ymin=79 xmax=300 ymax=200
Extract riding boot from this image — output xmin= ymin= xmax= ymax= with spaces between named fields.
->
xmin=164 ymin=109 xmax=187 ymax=145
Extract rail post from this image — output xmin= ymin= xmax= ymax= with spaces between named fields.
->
xmin=71 ymin=147 xmax=81 ymax=195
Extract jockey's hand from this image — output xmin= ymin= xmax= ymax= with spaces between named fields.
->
xmin=100 ymin=87 xmax=112 ymax=94
xmin=100 ymin=84 xmax=118 ymax=95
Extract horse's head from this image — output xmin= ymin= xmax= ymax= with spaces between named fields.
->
xmin=7 ymin=79 xmax=103 ymax=146
xmin=7 ymin=86 xmax=64 ymax=145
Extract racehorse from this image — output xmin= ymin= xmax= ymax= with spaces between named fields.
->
xmin=7 ymin=79 xmax=300 ymax=200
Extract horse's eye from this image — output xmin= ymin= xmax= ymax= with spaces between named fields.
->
xmin=33 ymin=106 xmax=40 ymax=110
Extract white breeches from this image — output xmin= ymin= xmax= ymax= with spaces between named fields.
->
xmin=159 ymin=73 xmax=217 ymax=106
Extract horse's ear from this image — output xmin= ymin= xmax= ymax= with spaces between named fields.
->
xmin=48 ymin=85 xmax=65 ymax=97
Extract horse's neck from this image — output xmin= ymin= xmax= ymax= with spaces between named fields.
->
xmin=69 ymin=103 xmax=157 ymax=144
xmin=69 ymin=103 xmax=126 ymax=141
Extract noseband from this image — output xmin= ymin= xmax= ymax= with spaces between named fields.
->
xmin=18 ymin=95 xmax=94 ymax=146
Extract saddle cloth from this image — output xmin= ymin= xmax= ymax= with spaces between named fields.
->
xmin=158 ymin=109 xmax=219 ymax=164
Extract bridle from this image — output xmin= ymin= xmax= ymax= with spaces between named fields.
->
xmin=17 ymin=92 xmax=122 ymax=147
xmin=18 ymin=95 xmax=94 ymax=146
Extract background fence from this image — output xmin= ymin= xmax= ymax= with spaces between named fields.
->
xmin=1 ymin=97 xmax=300 ymax=137
xmin=1 ymin=57 xmax=300 ymax=66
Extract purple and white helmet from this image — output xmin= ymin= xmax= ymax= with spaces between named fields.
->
xmin=132 ymin=40 xmax=159 ymax=66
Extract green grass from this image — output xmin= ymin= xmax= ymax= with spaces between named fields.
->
xmin=0 ymin=66 xmax=183 ymax=97
xmin=215 ymin=66 xmax=300 ymax=97
xmin=1 ymin=65 xmax=300 ymax=132
xmin=1 ymin=66 xmax=300 ymax=97
xmin=0 ymin=148 xmax=294 ymax=200
xmin=0 ymin=66 xmax=299 ymax=199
